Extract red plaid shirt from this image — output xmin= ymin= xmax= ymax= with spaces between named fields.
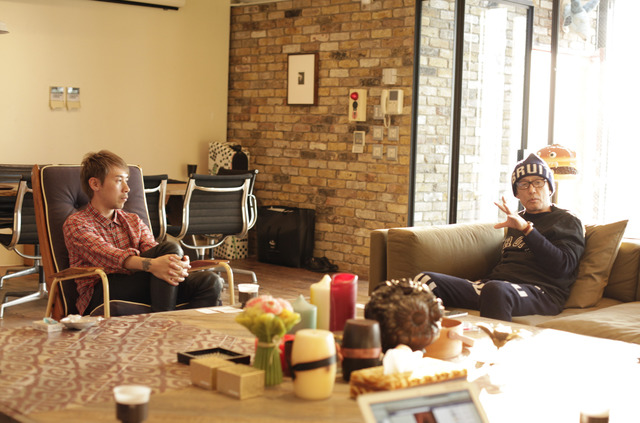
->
xmin=63 ymin=203 xmax=157 ymax=314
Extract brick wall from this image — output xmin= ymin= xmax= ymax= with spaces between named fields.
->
xmin=228 ymin=0 xmax=416 ymax=278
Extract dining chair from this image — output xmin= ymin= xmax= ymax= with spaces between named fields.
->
xmin=32 ymin=164 xmax=233 ymax=320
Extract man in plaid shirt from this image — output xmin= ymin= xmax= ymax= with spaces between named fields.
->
xmin=63 ymin=150 xmax=222 ymax=315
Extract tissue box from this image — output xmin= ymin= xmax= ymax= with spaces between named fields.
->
xmin=190 ymin=356 xmax=237 ymax=390
xmin=349 ymin=358 xmax=467 ymax=398
xmin=217 ymin=364 xmax=264 ymax=400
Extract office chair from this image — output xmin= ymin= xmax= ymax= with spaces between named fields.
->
xmin=216 ymin=168 xmax=259 ymax=283
xmin=32 ymin=165 xmax=232 ymax=320
xmin=167 ymin=173 xmax=256 ymax=289
xmin=143 ymin=174 xmax=168 ymax=243
xmin=0 ymin=174 xmax=47 ymax=318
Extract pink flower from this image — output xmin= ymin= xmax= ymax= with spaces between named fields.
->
xmin=259 ymin=297 xmax=283 ymax=315
xmin=244 ymin=295 xmax=294 ymax=316
xmin=277 ymin=298 xmax=293 ymax=312
xmin=245 ymin=296 xmax=264 ymax=309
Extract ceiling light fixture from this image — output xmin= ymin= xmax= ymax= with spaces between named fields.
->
xmin=0 ymin=21 xmax=9 ymax=35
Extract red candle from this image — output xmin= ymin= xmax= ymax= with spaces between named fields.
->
xmin=279 ymin=334 xmax=295 ymax=376
xmin=329 ymin=273 xmax=358 ymax=332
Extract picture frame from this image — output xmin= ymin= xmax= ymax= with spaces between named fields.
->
xmin=287 ymin=53 xmax=318 ymax=106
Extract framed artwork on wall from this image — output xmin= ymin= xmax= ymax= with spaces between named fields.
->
xmin=287 ymin=53 xmax=318 ymax=105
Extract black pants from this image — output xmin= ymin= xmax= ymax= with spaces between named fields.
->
xmin=86 ymin=241 xmax=223 ymax=314
xmin=413 ymin=271 xmax=562 ymax=321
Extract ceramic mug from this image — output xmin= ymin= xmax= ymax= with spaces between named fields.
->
xmin=424 ymin=318 xmax=475 ymax=359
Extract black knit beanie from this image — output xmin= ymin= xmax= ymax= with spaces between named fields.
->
xmin=511 ymin=153 xmax=555 ymax=196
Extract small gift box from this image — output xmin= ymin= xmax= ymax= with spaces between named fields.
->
xmin=217 ymin=363 xmax=265 ymax=400
xmin=190 ymin=356 xmax=237 ymax=390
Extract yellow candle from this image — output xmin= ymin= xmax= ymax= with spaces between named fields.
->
xmin=309 ymin=275 xmax=331 ymax=330
xmin=290 ymin=329 xmax=336 ymax=400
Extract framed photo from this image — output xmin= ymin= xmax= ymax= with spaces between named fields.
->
xmin=287 ymin=53 xmax=318 ymax=105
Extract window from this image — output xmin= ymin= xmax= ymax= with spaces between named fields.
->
xmin=413 ymin=0 xmax=638 ymax=238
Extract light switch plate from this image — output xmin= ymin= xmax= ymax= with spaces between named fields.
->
xmin=373 ymin=105 xmax=383 ymax=120
xmin=387 ymin=145 xmax=398 ymax=161
xmin=352 ymin=131 xmax=365 ymax=153
xmin=372 ymin=144 xmax=383 ymax=159
xmin=372 ymin=126 xmax=383 ymax=141
xmin=388 ymin=126 xmax=399 ymax=141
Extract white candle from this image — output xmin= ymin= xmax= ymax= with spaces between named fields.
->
xmin=290 ymin=295 xmax=317 ymax=333
xmin=310 ymin=275 xmax=331 ymax=330
xmin=290 ymin=329 xmax=336 ymax=400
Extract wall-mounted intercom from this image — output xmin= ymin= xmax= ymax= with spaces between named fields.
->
xmin=381 ymin=89 xmax=403 ymax=115
xmin=381 ymin=89 xmax=403 ymax=128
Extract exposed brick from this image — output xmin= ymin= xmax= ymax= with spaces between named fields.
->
xmin=230 ymin=0 xmax=416 ymax=278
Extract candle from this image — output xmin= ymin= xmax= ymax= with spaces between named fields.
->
xmin=278 ymin=334 xmax=295 ymax=377
xmin=329 ymin=273 xmax=358 ymax=332
xmin=290 ymin=295 xmax=317 ymax=333
xmin=310 ymin=275 xmax=331 ymax=330
xmin=290 ymin=329 xmax=337 ymax=400
xmin=340 ymin=319 xmax=382 ymax=381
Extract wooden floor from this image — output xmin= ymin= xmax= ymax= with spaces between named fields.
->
xmin=0 ymin=258 xmax=370 ymax=330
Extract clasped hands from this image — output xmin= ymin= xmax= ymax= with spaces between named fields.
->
xmin=494 ymin=196 xmax=529 ymax=233
xmin=154 ymin=254 xmax=191 ymax=286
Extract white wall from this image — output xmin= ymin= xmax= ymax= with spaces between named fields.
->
xmin=0 ymin=0 xmax=231 ymax=264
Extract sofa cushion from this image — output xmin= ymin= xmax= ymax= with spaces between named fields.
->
xmin=565 ymin=220 xmax=628 ymax=308
xmin=538 ymin=302 xmax=640 ymax=344
xmin=604 ymin=239 xmax=640 ymax=303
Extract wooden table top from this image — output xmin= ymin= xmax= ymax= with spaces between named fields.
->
xmin=4 ymin=308 xmax=640 ymax=423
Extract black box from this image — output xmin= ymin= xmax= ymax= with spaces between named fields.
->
xmin=177 ymin=347 xmax=251 ymax=365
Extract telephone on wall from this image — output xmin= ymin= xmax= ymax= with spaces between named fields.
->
xmin=381 ymin=89 xmax=403 ymax=127
xmin=381 ymin=89 xmax=403 ymax=115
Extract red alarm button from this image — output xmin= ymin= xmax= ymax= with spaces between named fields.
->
xmin=350 ymin=92 xmax=359 ymax=101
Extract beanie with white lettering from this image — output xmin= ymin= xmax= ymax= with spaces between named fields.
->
xmin=511 ymin=153 xmax=555 ymax=196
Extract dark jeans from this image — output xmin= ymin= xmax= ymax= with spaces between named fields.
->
xmin=87 ymin=241 xmax=223 ymax=314
xmin=413 ymin=271 xmax=562 ymax=321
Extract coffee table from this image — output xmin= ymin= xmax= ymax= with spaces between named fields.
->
xmin=2 ymin=309 xmax=639 ymax=423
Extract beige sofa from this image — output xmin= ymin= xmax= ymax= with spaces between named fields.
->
xmin=369 ymin=221 xmax=640 ymax=344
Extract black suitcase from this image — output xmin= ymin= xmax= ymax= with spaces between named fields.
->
xmin=257 ymin=206 xmax=315 ymax=268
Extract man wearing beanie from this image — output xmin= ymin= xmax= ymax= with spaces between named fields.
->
xmin=414 ymin=153 xmax=585 ymax=321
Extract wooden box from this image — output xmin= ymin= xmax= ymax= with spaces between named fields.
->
xmin=190 ymin=356 xmax=236 ymax=390
xmin=216 ymin=364 xmax=265 ymax=400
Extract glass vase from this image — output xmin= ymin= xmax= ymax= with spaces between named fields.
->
xmin=253 ymin=339 xmax=283 ymax=386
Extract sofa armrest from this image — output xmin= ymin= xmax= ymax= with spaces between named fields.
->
xmin=369 ymin=229 xmax=389 ymax=294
